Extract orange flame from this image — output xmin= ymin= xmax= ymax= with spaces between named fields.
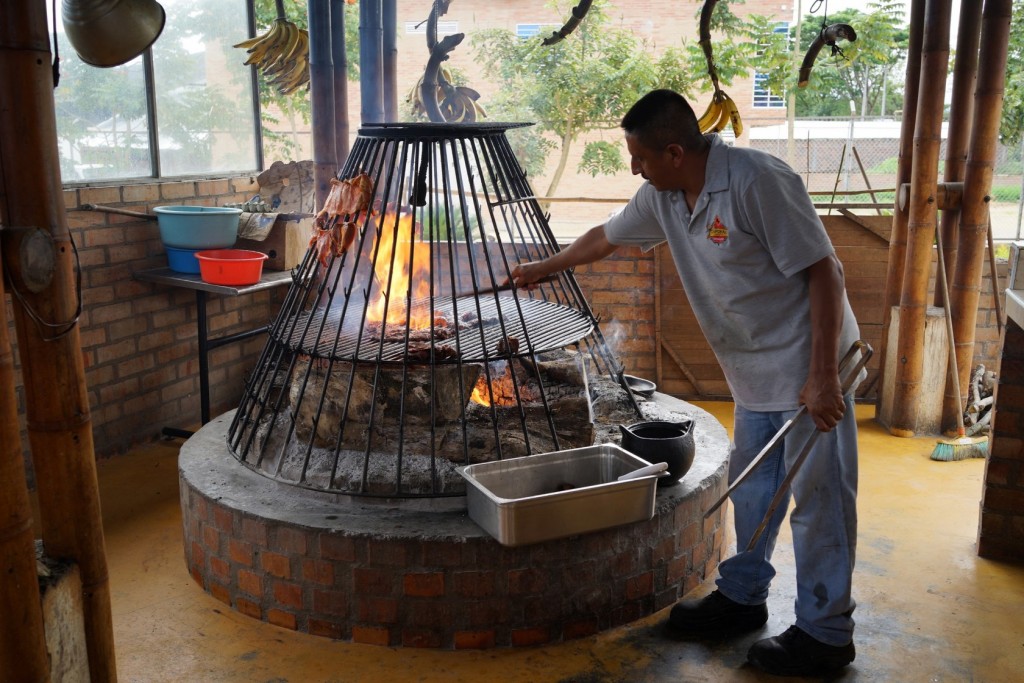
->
xmin=366 ymin=210 xmax=433 ymax=327
xmin=470 ymin=366 xmax=522 ymax=407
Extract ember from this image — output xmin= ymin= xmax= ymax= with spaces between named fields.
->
xmin=470 ymin=362 xmax=541 ymax=407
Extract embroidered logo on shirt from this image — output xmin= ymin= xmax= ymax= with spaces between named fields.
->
xmin=707 ymin=215 xmax=729 ymax=245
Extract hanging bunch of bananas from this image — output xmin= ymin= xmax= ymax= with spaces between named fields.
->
xmin=233 ymin=14 xmax=310 ymax=96
xmin=694 ymin=0 xmax=743 ymax=138
xmin=696 ymin=89 xmax=743 ymax=137
xmin=408 ymin=65 xmax=488 ymax=123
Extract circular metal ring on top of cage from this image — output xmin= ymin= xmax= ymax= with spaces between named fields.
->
xmin=227 ymin=122 xmax=638 ymax=498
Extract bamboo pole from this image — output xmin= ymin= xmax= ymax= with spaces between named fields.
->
xmin=936 ymin=0 xmax=982 ymax=310
xmin=382 ymin=0 xmax=398 ymax=121
xmin=359 ymin=0 xmax=384 ymax=124
xmin=308 ymin=0 xmax=337 ymax=208
xmin=330 ymin=0 xmax=351 ymax=166
xmin=876 ymin=0 xmax=925 ymax=424
xmin=0 ymin=250 xmax=51 ymax=682
xmin=889 ymin=0 xmax=953 ymax=437
xmin=950 ymin=0 xmax=1013 ymax=429
xmin=936 ymin=0 xmax=983 ymax=432
xmin=0 ymin=3 xmax=116 ymax=681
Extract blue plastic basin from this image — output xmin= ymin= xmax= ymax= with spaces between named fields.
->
xmin=165 ymin=246 xmax=202 ymax=274
xmin=154 ymin=205 xmax=241 ymax=249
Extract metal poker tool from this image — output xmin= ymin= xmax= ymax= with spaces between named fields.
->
xmin=455 ymin=274 xmax=558 ymax=299
xmin=742 ymin=341 xmax=873 ymax=552
xmin=704 ymin=340 xmax=872 ymax=520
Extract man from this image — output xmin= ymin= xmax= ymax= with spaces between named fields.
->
xmin=511 ymin=89 xmax=861 ymax=677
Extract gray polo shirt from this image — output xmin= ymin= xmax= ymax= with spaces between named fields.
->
xmin=605 ymin=135 xmax=860 ymax=411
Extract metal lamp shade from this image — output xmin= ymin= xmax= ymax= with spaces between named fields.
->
xmin=62 ymin=0 xmax=166 ymax=68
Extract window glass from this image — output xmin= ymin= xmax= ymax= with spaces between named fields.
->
xmin=49 ymin=0 xmax=258 ymax=182
xmin=154 ymin=0 xmax=259 ymax=176
xmin=52 ymin=46 xmax=151 ymax=181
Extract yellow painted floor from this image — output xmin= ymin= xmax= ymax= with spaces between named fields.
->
xmin=92 ymin=402 xmax=1024 ymax=682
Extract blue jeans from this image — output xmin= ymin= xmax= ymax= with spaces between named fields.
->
xmin=715 ymin=395 xmax=858 ymax=646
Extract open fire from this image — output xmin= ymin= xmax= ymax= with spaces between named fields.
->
xmin=228 ymin=122 xmax=634 ymax=497
xmin=366 ymin=209 xmax=434 ymax=327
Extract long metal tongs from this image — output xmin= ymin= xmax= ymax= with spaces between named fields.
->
xmin=704 ymin=341 xmax=873 ymax=524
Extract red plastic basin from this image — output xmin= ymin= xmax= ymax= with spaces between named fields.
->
xmin=194 ymin=249 xmax=268 ymax=286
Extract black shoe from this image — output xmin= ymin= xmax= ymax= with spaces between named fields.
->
xmin=667 ymin=590 xmax=768 ymax=637
xmin=747 ymin=625 xmax=855 ymax=676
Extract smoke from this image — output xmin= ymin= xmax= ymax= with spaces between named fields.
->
xmin=600 ymin=318 xmax=628 ymax=361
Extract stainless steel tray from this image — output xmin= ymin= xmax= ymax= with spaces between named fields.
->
xmin=458 ymin=444 xmax=658 ymax=546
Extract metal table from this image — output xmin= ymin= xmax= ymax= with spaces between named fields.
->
xmin=133 ymin=267 xmax=295 ymax=438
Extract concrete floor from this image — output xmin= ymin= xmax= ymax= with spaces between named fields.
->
xmin=88 ymin=402 xmax=1023 ymax=682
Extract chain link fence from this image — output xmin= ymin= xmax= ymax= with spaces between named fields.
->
xmin=745 ymin=115 xmax=1024 ymax=242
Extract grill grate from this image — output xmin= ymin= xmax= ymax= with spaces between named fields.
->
xmin=227 ymin=122 xmax=638 ymax=497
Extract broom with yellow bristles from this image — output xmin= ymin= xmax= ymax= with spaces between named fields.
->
xmin=932 ymin=227 xmax=989 ymax=461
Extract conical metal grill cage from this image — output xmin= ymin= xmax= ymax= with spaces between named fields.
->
xmin=228 ymin=122 xmax=634 ymax=497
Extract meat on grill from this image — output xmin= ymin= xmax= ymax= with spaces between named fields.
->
xmin=310 ymin=173 xmax=374 ymax=267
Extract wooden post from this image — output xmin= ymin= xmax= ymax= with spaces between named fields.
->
xmin=951 ymin=0 xmax=1013 ymax=427
xmin=936 ymin=0 xmax=983 ymax=431
xmin=876 ymin=0 xmax=924 ymax=425
xmin=0 ymin=3 xmax=116 ymax=681
xmin=0 ymin=252 xmax=51 ymax=683
xmin=890 ymin=0 xmax=953 ymax=437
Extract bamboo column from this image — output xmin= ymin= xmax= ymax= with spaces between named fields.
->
xmin=330 ymin=0 xmax=351 ymax=166
xmin=382 ymin=0 xmax=398 ymax=121
xmin=876 ymin=0 xmax=924 ymax=424
xmin=889 ymin=0 xmax=953 ymax=437
xmin=936 ymin=0 xmax=983 ymax=431
xmin=359 ymin=0 xmax=384 ymax=124
xmin=0 ymin=252 xmax=51 ymax=682
xmin=309 ymin=0 xmax=338 ymax=208
xmin=951 ymin=0 xmax=1013 ymax=415
xmin=0 ymin=3 xmax=116 ymax=681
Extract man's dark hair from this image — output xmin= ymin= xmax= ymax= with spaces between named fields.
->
xmin=621 ymin=89 xmax=708 ymax=153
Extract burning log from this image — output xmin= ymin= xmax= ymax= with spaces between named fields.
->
xmin=289 ymin=355 xmax=483 ymax=450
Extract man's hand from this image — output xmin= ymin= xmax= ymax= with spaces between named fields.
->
xmin=510 ymin=260 xmax=553 ymax=288
xmin=799 ymin=370 xmax=845 ymax=432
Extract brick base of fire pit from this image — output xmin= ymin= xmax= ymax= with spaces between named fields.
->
xmin=179 ymin=395 xmax=730 ymax=648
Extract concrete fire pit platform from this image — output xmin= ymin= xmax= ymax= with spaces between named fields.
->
xmin=179 ymin=395 xmax=730 ymax=648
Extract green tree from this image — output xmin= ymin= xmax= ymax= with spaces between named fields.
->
xmin=472 ymin=1 xmax=758 ymax=198
xmin=472 ymin=3 xmax=651 ymax=197
xmin=1001 ymin=0 xmax=1024 ymax=148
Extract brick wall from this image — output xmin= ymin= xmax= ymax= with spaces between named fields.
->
xmin=573 ymin=246 xmax=658 ymax=382
xmin=573 ymin=228 xmax=1007 ymax=403
xmin=4 ymin=185 xmax=1008 ymax=482
xmin=979 ymin=318 xmax=1024 ymax=562
xmin=5 ymin=176 xmax=286 ymax=481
